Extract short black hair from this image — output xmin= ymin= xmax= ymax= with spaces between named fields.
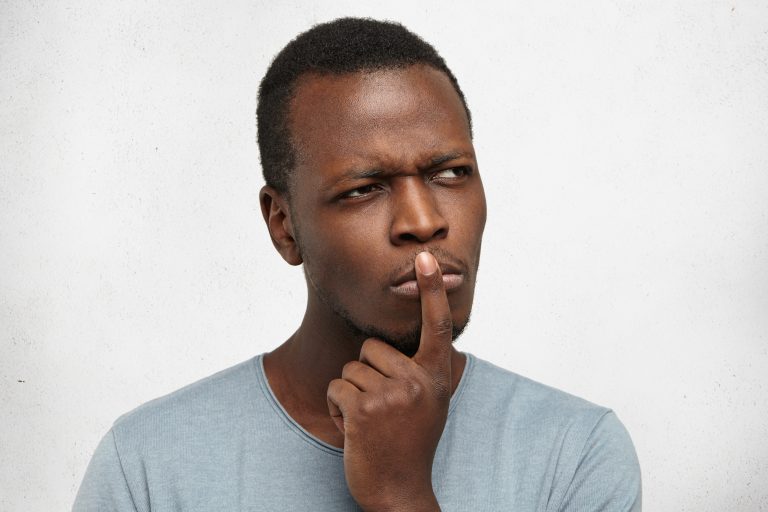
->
xmin=256 ymin=17 xmax=472 ymax=194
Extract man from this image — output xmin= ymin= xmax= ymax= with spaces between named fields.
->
xmin=74 ymin=18 xmax=641 ymax=511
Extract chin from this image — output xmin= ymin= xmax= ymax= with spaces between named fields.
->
xmin=349 ymin=317 xmax=469 ymax=358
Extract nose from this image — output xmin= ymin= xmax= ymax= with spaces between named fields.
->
xmin=390 ymin=178 xmax=449 ymax=245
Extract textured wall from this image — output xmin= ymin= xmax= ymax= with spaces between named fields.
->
xmin=1 ymin=1 xmax=767 ymax=510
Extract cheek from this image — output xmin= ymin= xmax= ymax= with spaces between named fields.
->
xmin=446 ymin=193 xmax=486 ymax=244
xmin=300 ymin=212 xmax=387 ymax=291
xmin=461 ymin=197 xmax=487 ymax=256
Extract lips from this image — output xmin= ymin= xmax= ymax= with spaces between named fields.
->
xmin=389 ymin=261 xmax=465 ymax=298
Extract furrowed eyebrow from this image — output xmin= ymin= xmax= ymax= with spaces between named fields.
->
xmin=330 ymin=151 xmax=474 ymax=187
xmin=324 ymin=167 xmax=385 ymax=192
xmin=334 ymin=167 xmax=385 ymax=184
xmin=427 ymin=152 xmax=469 ymax=167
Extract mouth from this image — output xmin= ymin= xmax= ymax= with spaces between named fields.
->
xmin=388 ymin=262 xmax=465 ymax=299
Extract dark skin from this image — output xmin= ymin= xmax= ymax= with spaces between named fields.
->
xmin=259 ymin=65 xmax=487 ymax=511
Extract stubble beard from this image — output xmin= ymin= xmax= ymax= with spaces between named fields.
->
xmin=301 ymin=261 xmax=469 ymax=357
xmin=292 ymin=213 xmax=470 ymax=357
xmin=309 ymin=272 xmax=469 ymax=357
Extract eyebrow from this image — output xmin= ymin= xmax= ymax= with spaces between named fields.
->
xmin=423 ymin=151 xmax=472 ymax=169
xmin=338 ymin=167 xmax=385 ymax=182
xmin=334 ymin=151 xmax=474 ymax=184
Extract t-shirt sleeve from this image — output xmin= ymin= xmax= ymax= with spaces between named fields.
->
xmin=556 ymin=411 xmax=642 ymax=512
xmin=72 ymin=429 xmax=139 ymax=512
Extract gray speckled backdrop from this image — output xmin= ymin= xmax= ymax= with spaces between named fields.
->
xmin=1 ymin=1 xmax=767 ymax=510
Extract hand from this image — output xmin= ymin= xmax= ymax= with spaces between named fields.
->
xmin=327 ymin=251 xmax=452 ymax=512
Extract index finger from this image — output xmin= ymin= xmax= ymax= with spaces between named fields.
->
xmin=412 ymin=251 xmax=453 ymax=378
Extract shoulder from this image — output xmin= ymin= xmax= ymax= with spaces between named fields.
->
xmin=461 ymin=355 xmax=611 ymax=429
xmin=457 ymin=354 xmax=641 ymax=510
xmin=111 ymin=356 xmax=261 ymax=444
xmin=461 ymin=353 xmax=636 ymax=449
xmin=75 ymin=357 xmax=264 ymax=512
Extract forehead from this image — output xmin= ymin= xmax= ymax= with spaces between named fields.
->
xmin=286 ymin=65 xmax=473 ymax=187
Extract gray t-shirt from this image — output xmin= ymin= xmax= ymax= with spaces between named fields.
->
xmin=73 ymin=353 xmax=641 ymax=511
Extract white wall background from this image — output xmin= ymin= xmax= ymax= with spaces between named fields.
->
xmin=1 ymin=1 xmax=766 ymax=510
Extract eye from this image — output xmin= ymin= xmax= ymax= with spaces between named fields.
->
xmin=341 ymin=183 xmax=380 ymax=199
xmin=431 ymin=166 xmax=471 ymax=180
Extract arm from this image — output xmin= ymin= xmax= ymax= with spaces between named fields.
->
xmin=555 ymin=412 xmax=642 ymax=512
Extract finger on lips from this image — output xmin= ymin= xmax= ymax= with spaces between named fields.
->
xmin=328 ymin=251 xmax=454 ymax=434
xmin=413 ymin=251 xmax=453 ymax=372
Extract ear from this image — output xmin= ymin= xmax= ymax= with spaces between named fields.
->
xmin=259 ymin=185 xmax=303 ymax=266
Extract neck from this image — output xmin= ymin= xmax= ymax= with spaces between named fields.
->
xmin=265 ymin=292 xmax=362 ymax=414
xmin=263 ymin=289 xmax=466 ymax=443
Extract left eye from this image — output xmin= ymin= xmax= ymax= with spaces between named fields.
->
xmin=432 ymin=167 xmax=470 ymax=179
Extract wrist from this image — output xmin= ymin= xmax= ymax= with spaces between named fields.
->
xmin=364 ymin=490 xmax=440 ymax=512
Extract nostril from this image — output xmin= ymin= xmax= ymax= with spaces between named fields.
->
xmin=397 ymin=227 xmax=447 ymax=244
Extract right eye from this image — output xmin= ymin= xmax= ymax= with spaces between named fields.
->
xmin=341 ymin=184 xmax=380 ymax=199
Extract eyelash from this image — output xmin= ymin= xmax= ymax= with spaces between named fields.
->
xmin=340 ymin=166 xmax=472 ymax=200
xmin=431 ymin=166 xmax=471 ymax=180
xmin=343 ymin=184 xmax=381 ymax=198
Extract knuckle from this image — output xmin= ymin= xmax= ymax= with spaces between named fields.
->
xmin=405 ymin=380 xmax=425 ymax=401
xmin=386 ymin=379 xmax=424 ymax=406
xmin=359 ymin=338 xmax=383 ymax=363
xmin=341 ymin=361 xmax=362 ymax=379
xmin=432 ymin=317 xmax=453 ymax=338
xmin=432 ymin=377 xmax=451 ymax=401
xmin=358 ymin=397 xmax=380 ymax=417
xmin=361 ymin=338 xmax=380 ymax=352
xmin=327 ymin=379 xmax=342 ymax=398
xmin=359 ymin=338 xmax=386 ymax=363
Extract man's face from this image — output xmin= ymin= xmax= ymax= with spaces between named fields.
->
xmin=286 ymin=64 xmax=487 ymax=354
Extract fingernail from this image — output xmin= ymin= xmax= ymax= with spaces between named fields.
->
xmin=416 ymin=251 xmax=438 ymax=276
